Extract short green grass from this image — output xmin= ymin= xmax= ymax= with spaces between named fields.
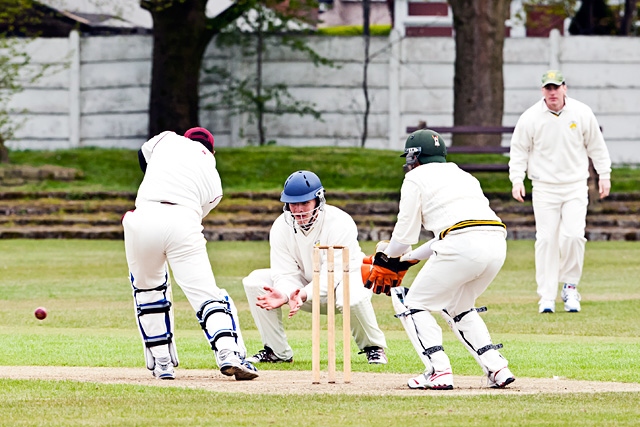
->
xmin=2 ymin=145 xmax=639 ymax=425
xmin=4 ymin=146 xmax=639 ymax=194
xmin=1 ymin=239 xmax=640 ymax=426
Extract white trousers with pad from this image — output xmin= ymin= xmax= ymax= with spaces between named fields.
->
xmin=403 ymin=230 xmax=509 ymax=375
xmin=123 ymin=203 xmax=246 ymax=366
xmin=243 ymin=268 xmax=387 ymax=361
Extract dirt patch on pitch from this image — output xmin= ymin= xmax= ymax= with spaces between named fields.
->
xmin=3 ymin=366 xmax=640 ymax=396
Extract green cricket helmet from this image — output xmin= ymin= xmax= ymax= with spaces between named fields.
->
xmin=401 ymin=129 xmax=447 ymax=171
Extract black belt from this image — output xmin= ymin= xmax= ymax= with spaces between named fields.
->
xmin=439 ymin=220 xmax=506 ymax=240
xmin=160 ymin=201 xmax=176 ymax=205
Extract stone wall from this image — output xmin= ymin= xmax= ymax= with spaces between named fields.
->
xmin=6 ymin=30 xmax=640 ymax=164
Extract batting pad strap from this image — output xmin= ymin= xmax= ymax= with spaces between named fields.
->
xmin=144 ymin=332 xmax=173 ymax=348
xmin=452 ymin=306 xmax=488 ymax=323
xmin=477 ymin=343 xmax=504 ymax=356
xmin=394 ymin=307 xmax=425 ymax=319
xmin=209 ymin=330 xmax=239 ymax=351
xmin=423 ymin=345 xmax=444 ymax=357
xmin=197 ymin=299 xmax=231 ymax=330
xmin=132 ymin=277 xmax=169 ymax=294
xmin=439 ymin=220 xmax=506 ymax=240
xmin=137 ymin=299 xmax=172 ymax=316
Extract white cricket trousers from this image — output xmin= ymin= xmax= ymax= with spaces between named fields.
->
xmin=405 ymin=230 xmax=507 ymax=317
xmin=123 ymin=203 xmax=243 ymax=358
xmin=532 ymin=181 xmax=588 ymax=301
xmin=123 ymin=203 xmax=224 ymax=308
xmin=243 ymin=269 xmax=387 ymax=361
xmin=402 ymin=230 xmax=508 ymax=375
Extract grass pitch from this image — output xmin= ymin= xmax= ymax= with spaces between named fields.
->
xmin=0 ymin=239 xmax=639 ymax=426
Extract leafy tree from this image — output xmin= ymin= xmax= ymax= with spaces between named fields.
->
xmin=619 ymin=0 xmax=639 ymax=35
xmin=448 ymin=0 xmax=511 ymax=147
xmin=569 ymin=0 xmax=617 ymax=35
xmin=0 ymin=39 xmax=26 ymax=163
xmin=523 ymin=0 xmax=638 ymax=36
xmin=140 ymin=0 xmax=252 ymax=137
xmin=207 ymin=0 xmax=331 ymax=146
xmin=0 ymin=0 xmax=51 ymax=163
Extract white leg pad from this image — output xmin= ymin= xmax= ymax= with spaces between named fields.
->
xmin=197 ymin=290 xmax=246 ymax=360
xmin=132 ymin=278 xmax=179 ymax=371
xmin=441 ymin=309 xmax=507 ymax=375
xmin=391 ymin=288 xmax=451 ymax=373
xmin=144 ymin=344 xmax=179 ymax=371
xmin=221 ymin=289 xmax=247 ymax=358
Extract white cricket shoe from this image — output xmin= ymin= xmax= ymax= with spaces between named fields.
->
xmin=152 ymin=357 xmax=175 ymax=380
xmin=408 ymin=369 xmax=454 ymax=390
xmin=362 ymin=346 xmax=388 ymax=365
xmin=562 ymin=284 xmax=581 ymax=312
xmin=488 ymin=367 xmax=515 ymax=388
xmin=538 ymin=299 xmax=555 ymax=314
xmin=218 ymin=350 xmax=259 ymax=381
xmin=247 ymin=346 xmax=293 ymax=364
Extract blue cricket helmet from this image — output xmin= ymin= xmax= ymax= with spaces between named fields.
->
xmin=280 ymin=170 xmax=324 ymax=203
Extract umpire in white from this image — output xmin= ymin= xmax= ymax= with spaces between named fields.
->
xmin=378 ymin=129 xmax=514 ymax=390
xmin=122 ymin=127 xmax=258 ymax=381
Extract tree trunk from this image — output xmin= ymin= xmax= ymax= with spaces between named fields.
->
xmin=143 ymin=0 xmax=214 ymax=138
xmin=361 ymin=0 xmax=371 ymax=147
xmin=256 ymin=17 xmax=266 ymax=146
xmin=620 ymin=0 xmax=636 ymax=36
xmin=0 ymin=137 xmax=8 ymax=163
xmin=448 ymin=0 xmax=510 ymax=147
xmin=386 ymin=0 xmax=395 ymax=26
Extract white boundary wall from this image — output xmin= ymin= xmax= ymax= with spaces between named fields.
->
xmin=7 ymin=30 xmax=640 ymax=164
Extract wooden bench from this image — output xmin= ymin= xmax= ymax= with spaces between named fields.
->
xmin=405 ymin=125 xmax=601 ymax=205
xmin=405 ymin=125 xmax=514 ymax=172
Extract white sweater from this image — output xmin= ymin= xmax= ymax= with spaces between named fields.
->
xmin=391 ymin=162 xmax=503 ymax=244
xmin=509 ymin=97 xmax=611 ymax=185
xmin=268 ymin=205 xmax=365 ymax=300
xmin=136 ymin=131 xmax=223 ymax=218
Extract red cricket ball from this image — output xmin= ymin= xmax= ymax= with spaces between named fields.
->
xmin=34 ymin=307 xmax=47 ymax=320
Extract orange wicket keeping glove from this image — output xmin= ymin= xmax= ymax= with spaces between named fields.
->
xmin=363 ymin=252 xmax=419 ymax=296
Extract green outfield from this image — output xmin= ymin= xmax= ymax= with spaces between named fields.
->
xmin=1 ymin=239 xmax=639 ymax=426
xmin=5 ymin=146 xmax=640 ymax=194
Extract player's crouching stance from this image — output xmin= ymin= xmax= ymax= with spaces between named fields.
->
xmin=364 ymin=129 xmax=515 ymax=390
xmin=243 ymin=171 xmax=388 ymax=365
xmin=122 ymin=127 xmax=258 ymax=381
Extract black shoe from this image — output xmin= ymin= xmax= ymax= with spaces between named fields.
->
xmin=246 ymin=346 xmax=293 ymax=364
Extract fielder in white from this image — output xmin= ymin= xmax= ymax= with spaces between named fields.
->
xmin=243 ymin=170 xmax=388 ymax=365
xmin=509 ymin=70 xmax=612 ymax=314
xmin=122 ymin=127 xmax=258 ymax=381
xmin=370 ymin=129 xmax=514 ymax=390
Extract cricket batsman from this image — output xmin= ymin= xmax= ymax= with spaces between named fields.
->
xmin=122 ymin=127 xmax=258 ymax=381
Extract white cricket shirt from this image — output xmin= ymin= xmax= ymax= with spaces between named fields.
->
xmin=136 ymin=131 xmax=223 ymax=218
xmin=268 ymin=205 xmax=365 ymax=299
xmin=391 ymin=163 xmax=503 ymax=245
xmin=509 ymin=97 xmax=612 ymax=185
